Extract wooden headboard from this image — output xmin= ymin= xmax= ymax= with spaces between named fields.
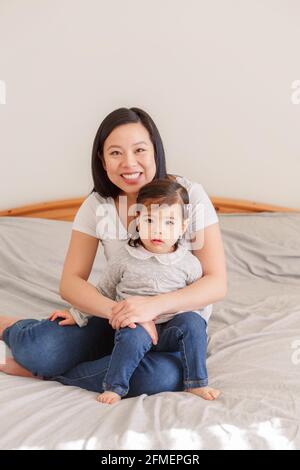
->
xmin=0 ymin=196 xmax=298 ymax=221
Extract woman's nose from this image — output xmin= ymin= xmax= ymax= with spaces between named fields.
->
xmin=122 ymin=152 xmax=137 ymax=166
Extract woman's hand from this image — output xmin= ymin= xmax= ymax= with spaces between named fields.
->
xmin=109 ymin=296 xmax=161 ymax=330
xmin=48 ymin=309 xmax=77 ymax=326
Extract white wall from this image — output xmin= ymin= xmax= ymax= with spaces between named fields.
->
xmin=1 ymin=0 xmax=299 ymax=210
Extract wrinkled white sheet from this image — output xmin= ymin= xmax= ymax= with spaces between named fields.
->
xmin=1 ymin=213 xmax=300 ymax=450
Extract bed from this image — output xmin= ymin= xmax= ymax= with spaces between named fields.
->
xmin=0 ymin=195 xmax=300 ymax=450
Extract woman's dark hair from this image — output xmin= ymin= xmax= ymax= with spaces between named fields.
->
xmin=128 ymin=178 xmax=189 ymax=250
xmin=89 ymin=107 xmax=170 ymax=199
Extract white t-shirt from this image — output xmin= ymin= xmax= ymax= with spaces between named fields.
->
xmin=72 ymin=174 xmax=219 ymax=261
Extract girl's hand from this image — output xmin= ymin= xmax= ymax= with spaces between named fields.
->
xmin=139 ymin=320 xmax=158 ymax=345
xmin=48 ymin=309 xmax=77 ymax=326
xmin=109 ymin=296 xmax=161 ymax=330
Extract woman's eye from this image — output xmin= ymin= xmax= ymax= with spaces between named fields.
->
xmin=146 ymin=218 xmax=152 ymax=223
xmin=110 ymin=149 xmax=145 ymax=155
xmin=166 ymin=220 xmax=175 ymax=225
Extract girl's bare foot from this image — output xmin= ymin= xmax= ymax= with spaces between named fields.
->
xmin=0 ymin=315 xmax=23 ymax=340
xmin=0 ymin=357 xmax=36 ymax=378
xmin=96 ymin=391 xmax=121 ymax=405
xmin=185 ymin=386 xmax=221 ymax=401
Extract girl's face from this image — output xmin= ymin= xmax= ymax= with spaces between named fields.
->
xmin=137 ymin=203 xmax=189 ymax=253
xmin=102 ymin=122 xmax=157 ymax=199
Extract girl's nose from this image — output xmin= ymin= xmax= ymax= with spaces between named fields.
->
xmin=153 ymin=224 xmax=163 ymax=236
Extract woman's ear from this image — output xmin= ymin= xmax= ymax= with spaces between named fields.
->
xmin=98 ymin=151 xmax=106 ymax=170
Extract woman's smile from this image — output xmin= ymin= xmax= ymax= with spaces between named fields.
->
xmin=120 ymin=172 xmax=144 ymax=184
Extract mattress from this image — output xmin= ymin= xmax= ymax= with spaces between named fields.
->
xmin=0 ymin=212 xmax=300 ymax=450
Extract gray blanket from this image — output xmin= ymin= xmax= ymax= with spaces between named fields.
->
xmin=1 ymin=212 xmax=300 ymax=450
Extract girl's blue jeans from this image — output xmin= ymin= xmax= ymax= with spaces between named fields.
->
xmin=103 ymin=311 xmax=208 ymax=397
xmin=2 ymin=311 xmax=207 ymax=398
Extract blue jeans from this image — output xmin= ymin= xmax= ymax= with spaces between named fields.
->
xmin=2 ymin=315 xmax=184 ymax=397
xmin=103 ymin=311 xmax=208 ymax=397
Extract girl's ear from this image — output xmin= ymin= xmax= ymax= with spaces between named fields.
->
xmin=135 ymin=212 xmax=141 ymax=232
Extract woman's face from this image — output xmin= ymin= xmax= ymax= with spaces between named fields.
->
xmin=102 ymin=122 xmax=157 ymax=198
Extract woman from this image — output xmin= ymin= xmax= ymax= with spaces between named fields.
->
xmin=0 ymin=107 xmax=227 ymax=397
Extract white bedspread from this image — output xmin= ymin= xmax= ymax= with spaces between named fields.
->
xmin=1 ymin=213 xmax=300 ymax=450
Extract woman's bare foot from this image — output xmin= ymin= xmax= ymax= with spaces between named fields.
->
xmin=96 ymin=391 xmax=121 ymax=405
xmin=0 ymin=357 xmax=36 ymax=378
xmin=0 ymin=315 xmax=23 ymax=340
xmin=185 ymin=386 xmax=221 ymax=401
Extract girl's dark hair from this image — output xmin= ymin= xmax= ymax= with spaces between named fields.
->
xmin=128 ymin=178 xmax=189 ymax=250
xmin=89 ymin=107 xmax=170 ymax=198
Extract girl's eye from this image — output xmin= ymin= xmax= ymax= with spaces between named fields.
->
xmin=146 ymin=218 xmax=152 ymax=223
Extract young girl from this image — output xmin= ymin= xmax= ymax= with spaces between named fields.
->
xmin=49 ymin=179 xmax=221 ymax=404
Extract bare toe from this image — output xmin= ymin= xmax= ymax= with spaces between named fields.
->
xmin=185 ymin=386 xmax=221 ymax=401
xmin=202 ymin=391 xmax=215 ymax=400
xmin=210 ymin=389 xmax=221 ymax=399
xmin=97 ymin=391 xmax=121 ymax=405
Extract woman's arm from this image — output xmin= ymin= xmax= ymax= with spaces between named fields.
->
xmin=59 ymin=230 xmax=116 ymax=320
xmin=154 ymin=223 xmax=227 ymax=315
